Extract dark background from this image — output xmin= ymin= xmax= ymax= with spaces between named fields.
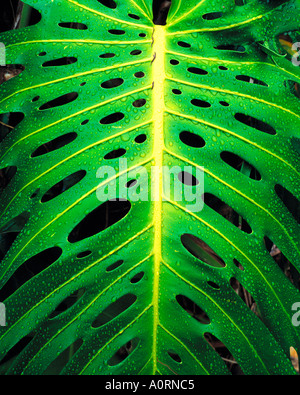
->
xmin=1 ymin=0 xmax=20 ymax=33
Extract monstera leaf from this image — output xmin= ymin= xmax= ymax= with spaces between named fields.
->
xmin=0 ymin=0 xmax=300 ymax=375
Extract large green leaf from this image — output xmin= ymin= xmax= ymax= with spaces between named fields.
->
xmin=0 ymin=0 xmax=300 ymax=375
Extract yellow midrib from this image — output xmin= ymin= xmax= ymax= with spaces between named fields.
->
xmin=151 ymin=25 xmax=166 ymax=374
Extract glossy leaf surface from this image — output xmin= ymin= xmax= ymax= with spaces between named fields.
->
xmin=0 ymin=0 xmax=300 ymax=375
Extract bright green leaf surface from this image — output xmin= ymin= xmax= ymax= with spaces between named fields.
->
xmin=0 ymin=0 xmax=300 ymax=375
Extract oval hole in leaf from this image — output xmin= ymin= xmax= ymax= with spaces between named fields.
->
xmin=68 ymin=199 xmax=131 ymax=243
xmin=187 ymin=67 xmax=208 ymax=75
xmin=21 ymin=7 xmax=41 ymax=26
xmin=274 ymin=184 xmax=300 ymax=224
xmin=108 ymin=29 xmax=125 ymax=35
xmin=202 ymin=12 xmax=223 ymax=20
xmin=0 ymin=334 xmax=34 ymax=367
xmin=92 ymin=294 xmax=137 ymax=328
xmin=220 ymin=151 xmax=262 ymax=180
xmin=99 ymin=53 xmax=116 ymax=58
xmin=207 ymin=281 xmax=220 ymax=290
xmin=108 ymin=338 xmax=140 ymax=366
xmin=42 ymin=57 xmax=77 ymax=67
xmin=126 ymin=179 xmax=138 ymax=188
xmin=97 ymin=0 xmax=116 ymax=9
xmin=77 ymin=250 xmax=92 ymax=259
xmin=204 ymin=333 xmax=244 ymax=375
xmin=49 ymin=288 xmax=86 ymax=319
xmin=178 ymin=171 xmax=199 ymax=186
xmin=0 ymin=112 xmax=24 ymax=142
xmin=39 ymin=92 xmax=79 ymax=111
xmin=172 ymin=89 xmax=182 ymax=95
xmin=130 ymin=272 xmax=145 ymax=284
xmin=230 ymin=277 xmax=261 ymax=320
xmin=101 ymin=78 xmax=124 ymax=89
xmin=181 ymin=234 xmax=226 ymax=268
xmin=191 ymin=99 xmax=211 ymax=108
xmin=236 ymin=75 xmax=268 ymax=87
xmin=0 ymin=211 xmax=30 ymax=263
xmin=41 ymin=169 xmax=86 ymax=203
xmin=134 ymin=71 xmax=145 ymax=78
xmin=58 ymin=22 xmax=88 ymax=30
xmin=1 ymin=112 xmax=24 ymax=128
xmin=180 ymin=131 xmax=205 ymax=148
xmin=104 ymin=148 xmax=126 ymax=160
xmin=170 ymin=59 xmax=179 ymax=65
xmin=133 ymin=98 xmax=146 ymax=108
xmin=203 ymin=193 xmax=252 ymax=233
xmin=233 ymin=258 xmax=245 ymax=271
xmin=176 ymin=295 xmax=211 ymax=324
xmin=264 ymin=236 xmax=300 ymax=291
xmin=100 ymin=112 xmax=124 ymax=125
xmin=31 ymin=132 xmax=77 ymax=157
xmin=30 ymin=188 xmax=40 ymax=199
xmin=128 ymin=13 xmax=140 ymax=20
xmin=219 ymin=101 xmax=230 ymax=106
xmin=178 ymin=41 xmax=191 ymax=48
xmin=0 ymin=166 xmax=17 ymax=188
xmin=43 ymin=339 xmax=83 ymax=375
xmin=234 ymin=113 xmax=276 ymax=135
xmin=135 ymin=134 xmax=147 ymax=143
xmin=0 ymin=246 xmax=62 ymax=301
xmin=130 ymin=50 xmax=142 ymax=56
xmin=106 ymin=260 xmax=124 ymax=272
xmin=167 ymin=350 xmax=182 ymax=363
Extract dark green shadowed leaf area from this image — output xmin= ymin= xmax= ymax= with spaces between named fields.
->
xmin=0 ymin=0 xmax=299 ymax=376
